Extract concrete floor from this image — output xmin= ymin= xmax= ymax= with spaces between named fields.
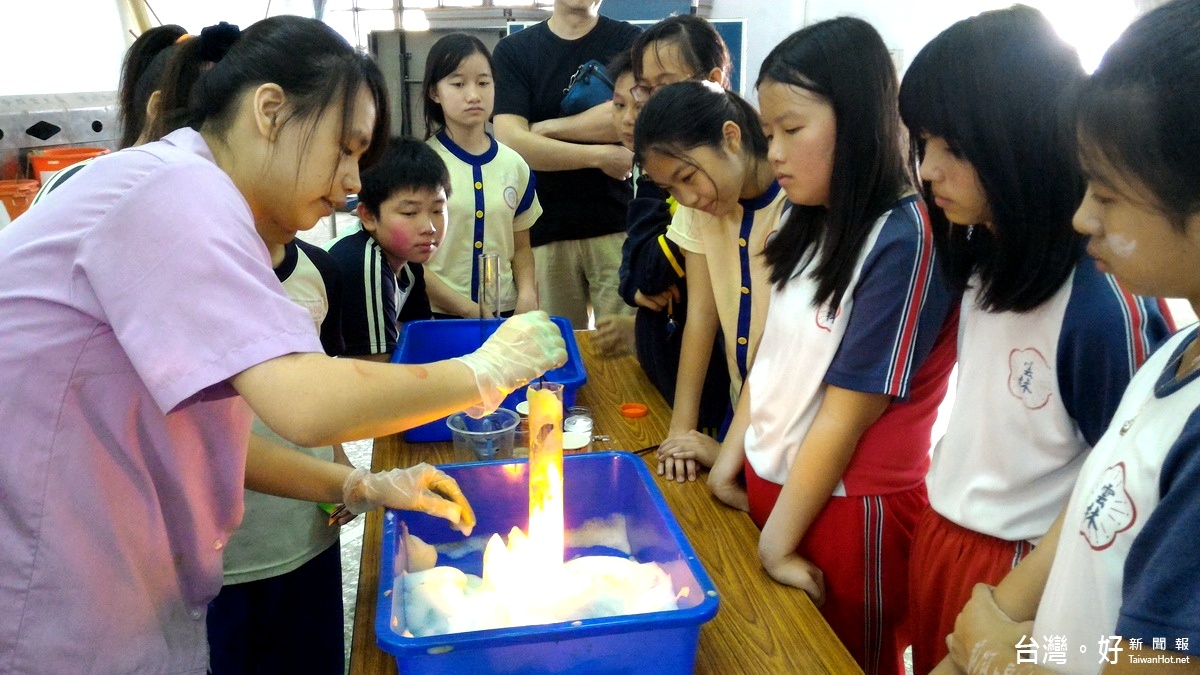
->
xmin=338 ymin=438 xmax=373 ymax=668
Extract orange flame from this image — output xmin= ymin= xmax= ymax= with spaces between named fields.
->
xmin=480 ymin=383 xmax=565 ymax=597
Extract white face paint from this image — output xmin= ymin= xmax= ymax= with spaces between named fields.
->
xmin=1106 ymin=232 xmax=1137 ymax=258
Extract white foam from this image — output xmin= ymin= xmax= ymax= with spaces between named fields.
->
xmin=401 ymin=555 xmax=678 ymax=637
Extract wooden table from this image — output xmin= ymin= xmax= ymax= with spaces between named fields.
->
xmin=349 ymin=331 xmax=863 ymax=674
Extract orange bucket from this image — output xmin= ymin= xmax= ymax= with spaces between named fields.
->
xmin=29 ymin=147 xmax=109 ymax=186
xmin=0 ymin=179 xmax=39 ymax=221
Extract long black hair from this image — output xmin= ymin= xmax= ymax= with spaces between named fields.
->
xmin=1074 ymin=0 xmax=1200 ymax=230
xmin=757 ymin=17 xmax=912 ymax=308
xmin=899 ymin=4 xmax=1085 ymax=313
xmin=161 ymin=16 xmax=390 ymax=170
xmin=422 ymin=33 xmax=493 ymax=140
xmin=632 ymin=80 xmax=767 ymax=197
xmin=631 ymin=14 xmax=731 ymax=87
xmin=118 ymin=24 xmax=187 ymax=148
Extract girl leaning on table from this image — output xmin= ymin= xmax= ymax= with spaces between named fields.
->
xmin=896 ymin=7 xmax=1172 ymax=674
xmin=0 ymin=15 xmax=565 ymax=674
xmin=634 ymin=80 xmax=789 ymax=481
xmin=705 ymin=19 xmax=957 ymax=675
xmin=592 ymin=16 xmax=736 ymax=479
xmin=940 ymin=1 xmax=1200 ymax=672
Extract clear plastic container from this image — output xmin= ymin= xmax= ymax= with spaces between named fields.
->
xmin=445 ymin=408 xmax=519 ymax=460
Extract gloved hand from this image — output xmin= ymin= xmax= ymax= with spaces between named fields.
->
xmin=453 ymin=311 xmax=567 ymax=417
xmin=342 ymin=464 xmax=477 ymax=536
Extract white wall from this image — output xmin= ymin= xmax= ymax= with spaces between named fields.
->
xmin=707 ymin=0 xmax=806 ymax=99
xmin=1 ymin=1 xmax=1142 ymax=98
xmin=706 ymin=0 xmax=1138 ymax=104
xmin=0 ymin=0 xmax=316 ymax=97
xmin=804 ymin=0 xmax=1136 ymax=73
xmin=0 ymin=0 xmax=127 ymax=96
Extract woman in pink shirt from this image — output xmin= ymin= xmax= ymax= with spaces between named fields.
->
xmin=0 ymin=16 xmax=564 ymax=673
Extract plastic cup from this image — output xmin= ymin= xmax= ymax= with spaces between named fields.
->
xmin=446 ymin=408 xmax=519 ymax=461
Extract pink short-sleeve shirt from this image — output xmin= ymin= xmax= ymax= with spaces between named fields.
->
xmin=0 ymin=128 xmax=322 ymax=673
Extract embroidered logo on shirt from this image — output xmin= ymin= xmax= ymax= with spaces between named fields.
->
xmin=503 ymin=185 xmax=518 ymax=210
xmin=815 ymin=303 xmax=842 ymax=332
xmin=1007 ymin=348 xmax=1053 ymax=409
xmin=1079 ymin=462 xmax=1137 ymax=550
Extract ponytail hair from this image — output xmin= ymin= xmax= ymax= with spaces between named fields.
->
xmin=758 ymin=17 xmax=912 ymax=310
xmin=422 ymin=33 xmax=493 ymax=140
xmin=151 ymin=22 xmax=239 ymax=143
xmin=162 ymin=16 xmax=390 ymax=169
xmin=633 ymin=80 xmax=766 ymax=168
xmin=118 ymin=24 xmax=186 ymax=148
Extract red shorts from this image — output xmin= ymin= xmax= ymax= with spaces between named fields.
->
xmin=907 ymin=506 xmax=1033 ymax=675
xmin=746 ymin=461 xmax=927 ymax=675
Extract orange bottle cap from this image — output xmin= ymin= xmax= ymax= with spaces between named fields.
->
xmin=620 ymin=403 xmax=648 ymax=418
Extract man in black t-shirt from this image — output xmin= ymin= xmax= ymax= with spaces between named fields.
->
xmin=492 ymin=0 xmax=640 ymax=329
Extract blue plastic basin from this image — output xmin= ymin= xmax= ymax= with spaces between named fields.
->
xmin=376 ymin=452 xmax=720 ymax=674
xmin=390 ymin=317 xmax=586 ymax=442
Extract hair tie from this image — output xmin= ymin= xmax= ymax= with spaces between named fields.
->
xmin=199 ymin=21 xmax=241 ymax=62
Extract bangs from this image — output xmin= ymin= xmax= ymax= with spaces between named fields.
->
xmin=897 ymin=40 xmax=962 ymax=144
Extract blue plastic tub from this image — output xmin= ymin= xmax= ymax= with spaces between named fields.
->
xmin=390 ymin=317 xmax=586 ymax=442
xmin=376 ymin=452 xmax=720 ymax=675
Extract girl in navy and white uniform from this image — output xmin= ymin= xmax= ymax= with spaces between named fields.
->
xmin=897 ymin=8 xmax=1172 ymax=673
xmin=945 ymin=1 xmax=1200 ymax=672
xmin=705 ymin=19 xmax=957 ymax=675
xmin=421 ymin=33 xmax=541 ymax=318
xmin=634 ymin=81 xmax=790 ymax=480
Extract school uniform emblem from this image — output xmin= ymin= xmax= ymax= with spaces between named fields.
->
xmin=815 ymin=303 xmax=841 ymax=332
xmin=1079 ymin=463 xmax=1137 ymax=550
xmin=503 ymin=185 xmax=519 ymax=210
xmin=1007 ymin=347 xmax=1053 ymax=409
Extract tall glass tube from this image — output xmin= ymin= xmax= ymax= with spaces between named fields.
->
xmin=525 ymin=381 xmax=564 ymax=578
xmin=478 ymin=252 xmax=500 ymax=320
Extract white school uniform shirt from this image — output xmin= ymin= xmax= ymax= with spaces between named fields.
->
xmin=745 ymin=196 xmax=953 ymax=493
xmin=425 ymin=132 xmax=540 ymax=314
xmin=1032 ymin=326 xmax=1200 ymax=672
xmin=666 ymin=182 xmax=787 ymax=398
xmin=927 ymin=260 xmax=1167 ymax=542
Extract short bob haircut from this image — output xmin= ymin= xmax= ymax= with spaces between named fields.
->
xmin=357 ymin=136 xmax=452 ymax=220
xmin=631 ymin=14 xmax=732 ymax=87
xmin=632 ymin=80 xmax=767 ymax=190
xmin=172 ymin=15 xmax=390 ymax=170
xmin=422 ymin=33 xmax=493 ymax=140
xmin=899 ymin=4 xmax=1086 ymax=313
xmin=757 ymin=17 xmax=912 ymax=308
xmin=1074 ymin=0 xmax=1200 ymax=230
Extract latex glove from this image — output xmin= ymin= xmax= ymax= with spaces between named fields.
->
xmin=947 ymin=584 xmax=1032 ymax=674
xmin=453 ymin=311 xmax=567 ymax=417
xmin=342 ymin=465 xmax=477 ymax=536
